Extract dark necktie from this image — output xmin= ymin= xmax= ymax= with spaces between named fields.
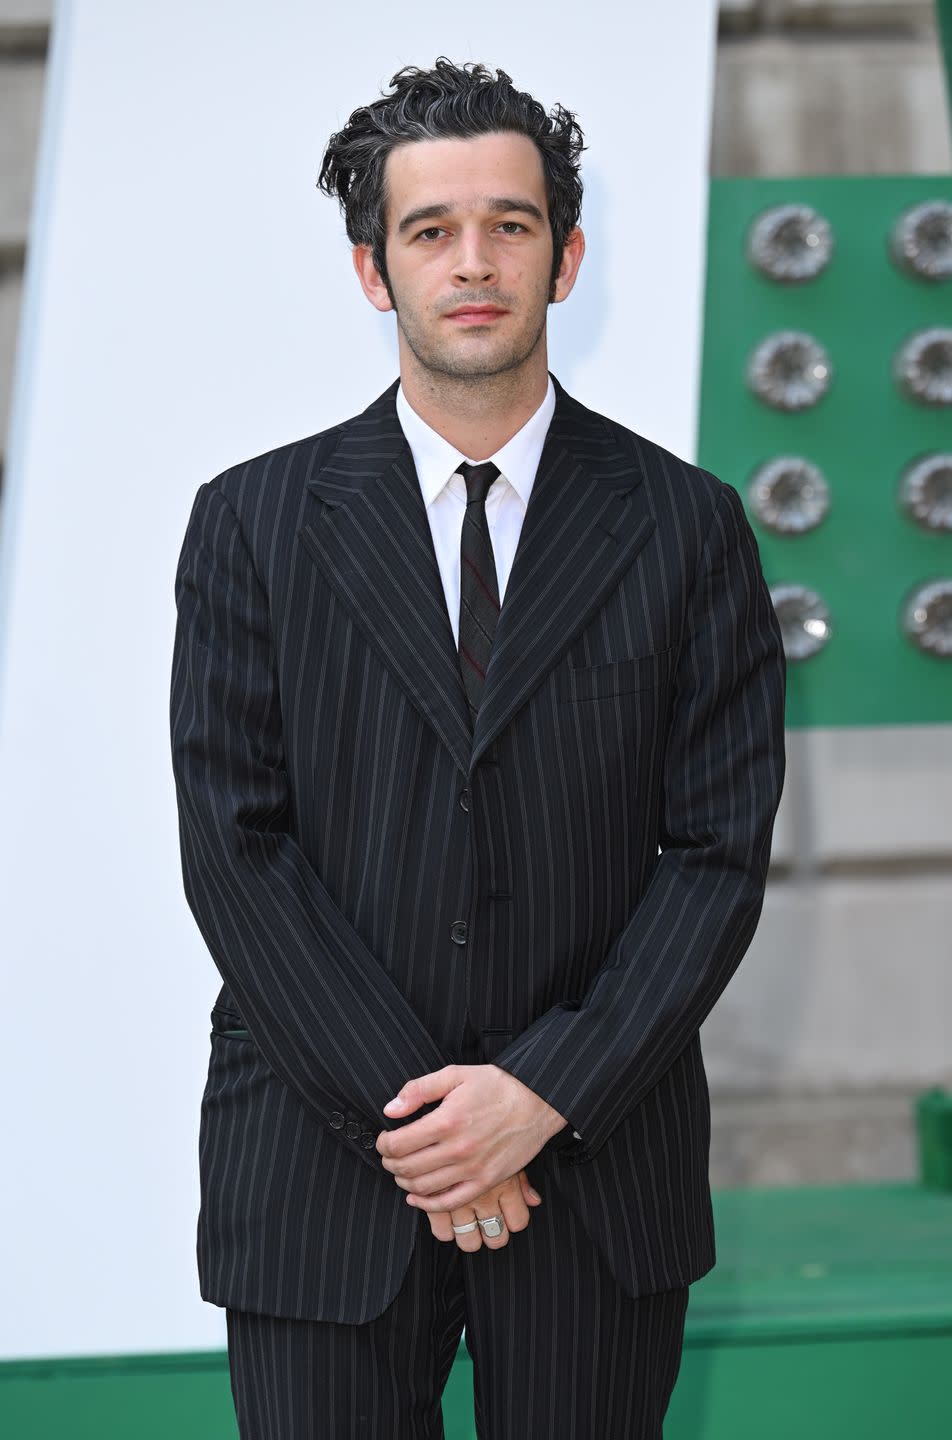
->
xmin=456 ymin=459 xmax=502 ymax=725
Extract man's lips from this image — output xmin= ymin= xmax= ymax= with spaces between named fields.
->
xmin=445 ymin=307 xmax=508 ymax=322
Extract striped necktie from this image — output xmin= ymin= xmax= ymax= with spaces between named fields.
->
xmin=456 ymin=459 xmax=502 ymax=725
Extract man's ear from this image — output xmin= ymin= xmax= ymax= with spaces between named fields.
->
xmin=352 ymin=244 xmax=395 ymax=314
xmin=552 ymin=226 xmax=585 ymax=305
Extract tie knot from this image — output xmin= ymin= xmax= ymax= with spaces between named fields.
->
xmin=457 ymin=460 xmax=501 ymax=505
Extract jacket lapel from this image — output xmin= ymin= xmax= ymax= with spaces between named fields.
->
xmin=297 ymin=372 xmax=657 ymax=778
xmin=298 ymin=379 xmax=474 ymax=774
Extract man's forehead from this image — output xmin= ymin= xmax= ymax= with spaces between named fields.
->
xmin=387 ymin=134 xmax=542 ymax=187
xmin=385 ymin=138 xmax=546 ymax=228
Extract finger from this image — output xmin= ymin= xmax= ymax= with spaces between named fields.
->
xmin=426 ymin=1210 xmax=459 ymax=1244
xmin=381 ymin=1138 xmax=449 ymax=1178
xmin=448 ymin=1207 xmax=483 ymax=1254
xmin=378 ymin=1120 xmax=448 ymax=1163
xmin=401 ymin=1159 xmax=481 ymax=1201
xmin=407 ymin=1177 xmax=485 ymax=1213
xmin=518 ymin=1169 xmax=543 ymax=1207
xmin=382 ymin=1066 xmax=464 ymax=1119
xmin=477 ymin=1179 xmax=527 ymax=1250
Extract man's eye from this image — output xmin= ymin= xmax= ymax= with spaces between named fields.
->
xmin=414 ymin=223 xmax=526 ymax=242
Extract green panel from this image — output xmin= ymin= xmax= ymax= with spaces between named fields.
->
xmin=670 ymin=1180 xmax=952 ymax=1436
xmin=4 ymin=1182 xmax=950 ymax=1438
xmin=0 ymin=1343 xmax=477 ymax=1440
xmin=698 ymin=176 xmax=952 ymax=728
xmin=696 ymin=1179 xmax=952 ymax=1343
xmin=0 ymin=1353 xmax=237 ymax=1440
xmin=667 ymin=1330 xmax=952 ymax=1439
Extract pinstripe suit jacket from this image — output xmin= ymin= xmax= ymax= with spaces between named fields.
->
xmin=170 ymin=370 xmax=786 ymax=1324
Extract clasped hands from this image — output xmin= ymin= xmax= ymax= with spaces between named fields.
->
xmin=375 ymin=1063 xmax=568 ymax=1252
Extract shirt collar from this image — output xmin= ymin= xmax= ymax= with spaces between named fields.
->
xmin=395 ymin=374 xmax=556 ymax=510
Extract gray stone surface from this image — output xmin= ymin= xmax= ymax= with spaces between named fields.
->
xmin=778 ymin=0 xmax=936 ymax=30
xmin=0 ymin=0 xmax=50 ymax=56
xmin=709 ymin=1085 xmax=921 ymax=1185
xmin=0 ymin=54 xmax=46 ymax=248
xmin=712 ymin=33 xmax=952 ymax=174
xmin=0 ymin=263 xmax=23 ymax=455
xmin=701 ymin=872 xmax=952 ymax=1091
xmin=720 ymin=0 xmax=937 ymax=30
xmin=776 ymin=726 xmax=952 ymax=866
xmin=0 ymin=0 xmax=52 ymax=26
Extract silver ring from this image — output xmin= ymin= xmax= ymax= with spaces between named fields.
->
xmin=451 ymin=1220 xmax=479 ymax=1234
xmin=477 ymin=1215 xmax=505 ymax=1238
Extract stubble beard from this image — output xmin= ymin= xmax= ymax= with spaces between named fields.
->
xmin=392 ymin=285 xmax=551 ymax=387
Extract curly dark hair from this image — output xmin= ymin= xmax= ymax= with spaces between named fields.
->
xmin=316 ymin=57 xmax=586 ymax=303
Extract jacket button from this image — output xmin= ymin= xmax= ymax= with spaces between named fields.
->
xmin=329 ymin=1111 xmax=345 ymax=1129
xmin=458 ymin=787 xmax=470 ymax=812
xmin=450 ymin=920 xmax=468 ymax=945
xmin=360 ymin=1130 xmax=376 ymax=1148
xmin=345 ymin=1120 xmax=360 ymax=1140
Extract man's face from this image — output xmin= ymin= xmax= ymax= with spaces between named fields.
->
xmin=368 ymin=131 xmax=566 ymax=381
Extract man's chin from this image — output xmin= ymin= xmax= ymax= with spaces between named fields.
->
xmin=418 ymin=344 xmax=526 ymax=381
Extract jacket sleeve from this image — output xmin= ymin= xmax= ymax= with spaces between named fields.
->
xmin=170 ymin=480 xmax=454 ymax=1170
xmin=491 ymin=478 xmax=787 ymax=1161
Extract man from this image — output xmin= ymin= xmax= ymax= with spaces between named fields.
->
xmin=170 ymin=56 xmax=786 ymax=1439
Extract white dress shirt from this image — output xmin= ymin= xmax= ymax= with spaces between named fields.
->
xmin=395 ymin=374 xmax=582 ymax=1143
xmin=395 ymin=375 xmax=556 ymax=648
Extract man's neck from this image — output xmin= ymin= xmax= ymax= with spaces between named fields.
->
xmin=397 ymin=360 xmax=550 ymax=461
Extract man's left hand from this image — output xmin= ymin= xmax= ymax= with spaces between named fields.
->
xmin=375 ymin=1064 xmax=568 ymax=1213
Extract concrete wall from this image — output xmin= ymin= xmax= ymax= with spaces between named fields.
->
xmin=0 ymin=2 xmax=50 ymax=475
xmin=714 ymin=1 xmax=952 ymax=174
xmin=701 ymin=0 xmax=952 ymax=1188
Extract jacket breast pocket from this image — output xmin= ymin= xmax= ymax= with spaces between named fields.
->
xmin=556 ymin=645 xmax=676 ymax=703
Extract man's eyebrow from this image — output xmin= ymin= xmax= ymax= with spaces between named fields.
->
xmin=396 ymin=197 xmax=546 ymax=236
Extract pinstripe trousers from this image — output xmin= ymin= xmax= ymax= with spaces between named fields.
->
xmin=226 ymin=1218 xmax=688 ymax=1440
xmin=224 ymin=1035 xmax=689 ymax=1440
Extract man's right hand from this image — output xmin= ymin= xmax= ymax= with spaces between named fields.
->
xmin=424 ymin=1169 xmax=542 ymax=1250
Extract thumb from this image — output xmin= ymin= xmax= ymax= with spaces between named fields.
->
xmin=383 ymin=1066 xmax=461 ymax=1116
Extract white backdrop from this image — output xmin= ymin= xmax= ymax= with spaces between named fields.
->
xmin=0 ymin=0 xmax=718 ymax=1357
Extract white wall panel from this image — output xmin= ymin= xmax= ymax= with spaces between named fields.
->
xmin=0 ymin=0 xmax=719 ymax=1360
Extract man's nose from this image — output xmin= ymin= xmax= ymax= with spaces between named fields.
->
xmin=452 ymin=230 xmax=497 ymax=284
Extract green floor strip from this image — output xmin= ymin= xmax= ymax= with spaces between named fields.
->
xmin=3 ymin=1181 xmax=950 ymax=1437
